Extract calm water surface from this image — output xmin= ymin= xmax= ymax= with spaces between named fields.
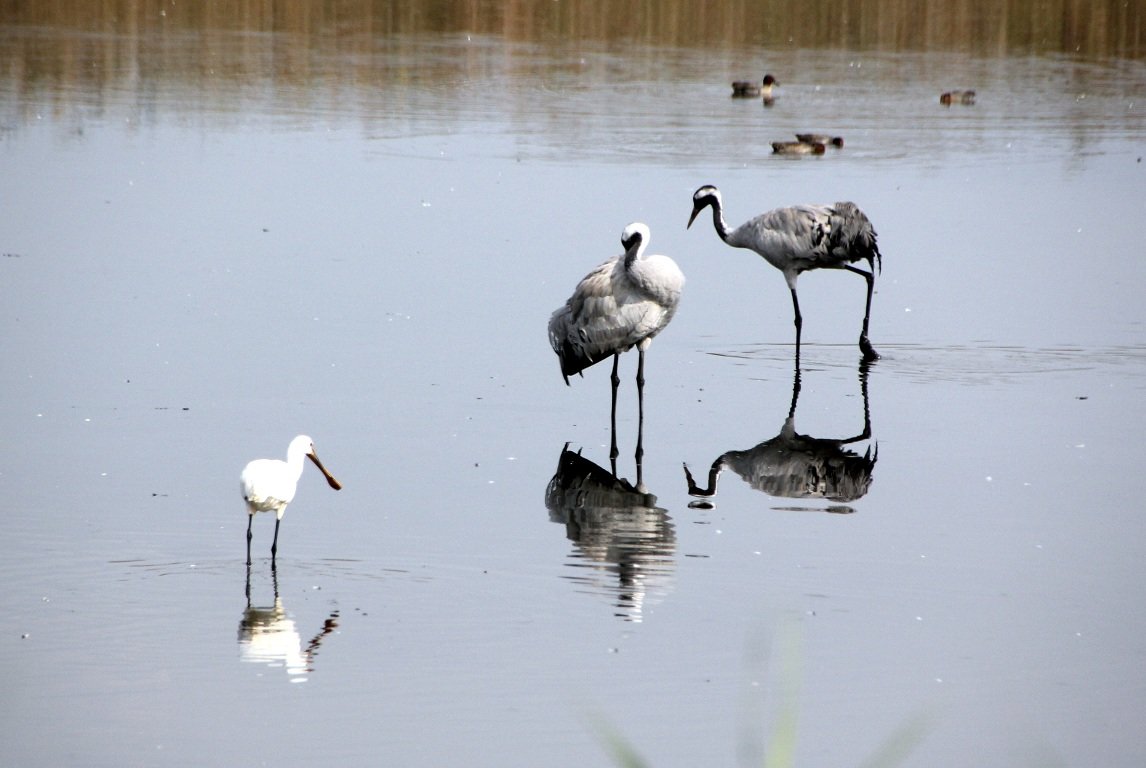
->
xmin=2 ymin=9 xmax=1146 ymax=767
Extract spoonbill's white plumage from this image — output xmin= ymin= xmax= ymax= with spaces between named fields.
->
xmin=688 ymin=184 xmax=882 ymax=361
xmin=548 ymin=222 xmax=684 ymax=462
xmin=241 ymin=434 xmax=342 ymax=565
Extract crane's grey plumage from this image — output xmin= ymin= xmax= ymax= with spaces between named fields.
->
xmin=549 ymin=222 xmax=684 ymax=461
xmin=687 ymin=184 xmax=881 ymax=361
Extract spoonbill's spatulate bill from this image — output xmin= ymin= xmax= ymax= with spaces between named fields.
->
xmin=548 ymin=222 xmax=685 ymax=463
xmin=688 ymin=184 xmax=881 ymax=362
xmin=241 ymin=434 xmax=342 ymax=565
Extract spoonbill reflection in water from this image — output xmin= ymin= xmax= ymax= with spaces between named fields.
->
xmin=241 ymin=434 xmax=342 ymax=565
xmin=548 ymin=222 xmax=685 ymax=463
xmin=240 ymin=565 xmax=341 ymax=682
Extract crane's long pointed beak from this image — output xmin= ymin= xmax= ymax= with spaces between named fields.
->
xmin=308 ymin=452 xmax=343 ymax=490
xmin=687 ymin=206 xmax=701 ymax=229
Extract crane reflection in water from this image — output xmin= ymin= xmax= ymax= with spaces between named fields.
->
xmin=545 ymin=445 xmax=675 ymax=622
xmin=238 ymin=565 xmax=340 ymax=682
xmin=684 ymin=361 xmax=877 ymax=512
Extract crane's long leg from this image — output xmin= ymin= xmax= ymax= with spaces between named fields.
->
xmin=609 ymin=353 xmax=621 ymax=461
xmin=635 ymin=348 xmax=646 ymax=466
xmin=844 ymin=265 xmax=879 ymax=360
xmin=858 ymin=358 xmax=873 ymax=440
xmin=246 ymin=514 xmax=254 ymax=566
xmin=789 ymin=287 xmax=804 ymax=362
xmin=787 ymin=355 xmax=804 ymax=421
xmin=271 ymin=517 xmax=281 ymax=563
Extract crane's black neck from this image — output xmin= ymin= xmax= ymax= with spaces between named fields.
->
xmin=707 ymin=200 xmax=733 ymax=243
xmin=622 ymin=236 xmax=644 ymax=270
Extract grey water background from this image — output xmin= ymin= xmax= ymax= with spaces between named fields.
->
xmin=2 ymin=3 xmax=1145 ymax=766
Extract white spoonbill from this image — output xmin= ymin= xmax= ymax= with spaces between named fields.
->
xmin=687 ymin=184 xmax=882 ymax=361
xmin=548 ymin=222 xmax=684 ymax=462
xmin=241 ymin=435 xmax=342 ymax=565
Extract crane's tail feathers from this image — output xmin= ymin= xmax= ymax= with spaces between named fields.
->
xmin=866 ymin=218 xmax=882 ymax=276
xmin=871 ymin=231 xmax=882 ymax=275
xmin=855 ymin=229 xmax=880 ymax=277
xmin=558 ymin=369 xmax=585 ymax=385
xmin=860 ymin=225 xmax=881 ymax=277
xmin=828 ymin=201 xmax=882 ymax=277
xmin=555 ymin=340 xmax=599 ymax=382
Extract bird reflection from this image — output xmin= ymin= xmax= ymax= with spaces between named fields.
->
xmin=239 ymin=565 xmax=340 ymax=682
xmin=545 ymin=445 xmax=675 ymax=622
xmin=684 ymin=362 xmax=877 ymax=512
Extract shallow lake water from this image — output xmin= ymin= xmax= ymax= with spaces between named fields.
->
xmin=3 ymin=4 xmax=1146 ymax=766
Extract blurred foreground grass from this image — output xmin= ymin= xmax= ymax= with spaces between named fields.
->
xmin=591 ymin=618 xmax=935 ymax=768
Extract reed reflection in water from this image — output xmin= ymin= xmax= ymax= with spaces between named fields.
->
xmin=2 ymin=0 xmax=1141 ymax=58
xmin=545 ymin=445 xmax=675 ymax=623
xmin=3 ymin=1 xmax=1141 ymax=170
xmin=1 ymin=0 xmax=1142 ymax=129
xmin=684 ymin=362 xmax=876 ymax=513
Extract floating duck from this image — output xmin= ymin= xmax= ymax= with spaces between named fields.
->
xmin=940 ymin=90 xmax=976 ymax=105
xmin=732 ymin=74 xmax=779 ymax=103
xmin=771 ymin=141 xmax=826 ymax=155
xmin=795 ymin=133 xmax=844 ymax=148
